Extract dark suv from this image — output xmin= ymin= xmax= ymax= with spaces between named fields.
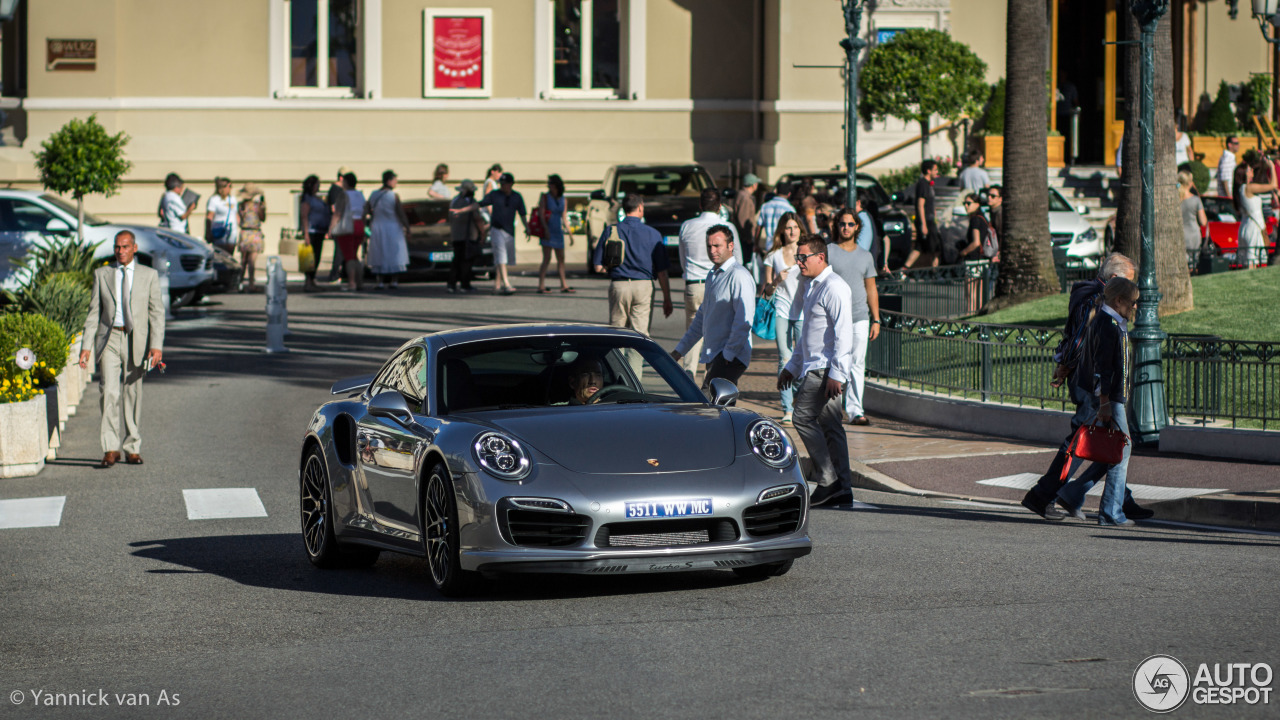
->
xmin=386 ymin=198 xmax=493 ymax=280
xmin=585 ymin=164 xmax=730 ymax=276
xmin=775 ymin=171 xmax=912 ymax=270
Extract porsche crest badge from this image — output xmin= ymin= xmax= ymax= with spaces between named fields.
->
xmin=647 ymin=459 xmax=660 ymax=467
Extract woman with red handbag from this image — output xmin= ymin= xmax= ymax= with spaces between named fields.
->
xmin=1056 ymin=277 xmax=1141 ymax=527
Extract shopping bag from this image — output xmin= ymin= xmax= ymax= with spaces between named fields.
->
xmin=297 ymin=243 xmax=316 ymax=273
xmin=1059 ymin=420 xmax=1129 ymax=481
xmin=752 ymin=296 xmax=777 ymax=341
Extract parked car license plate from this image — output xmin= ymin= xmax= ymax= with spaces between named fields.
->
xmin=430 ymin=251 xmax=454 ymax=262
xmin=664 ymin=236 xmax=680 ymax=246
xmin=624 ymin=499 xmax=712 ymax=518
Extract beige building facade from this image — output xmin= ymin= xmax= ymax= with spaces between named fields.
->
xmin=0 ymin=0 xmax=1271 ymax=258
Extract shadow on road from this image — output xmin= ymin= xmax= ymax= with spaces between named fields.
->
xmin=128 ymin=533 xmax=753 ymax=601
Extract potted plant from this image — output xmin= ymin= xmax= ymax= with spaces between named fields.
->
xmin=0 ymin=348 xmax=48 ymax=478
xmin=0 ymin=313 xmax=70 ymax=462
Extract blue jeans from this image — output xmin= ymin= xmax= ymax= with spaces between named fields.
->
xmin=1058 ymin=401 xmax=1132 ymax=523
xmin=775 ymin=314 xmax=801 ymax=412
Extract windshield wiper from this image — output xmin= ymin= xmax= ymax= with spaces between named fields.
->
xmin=612 ymin=398 xmax=655 ymax=404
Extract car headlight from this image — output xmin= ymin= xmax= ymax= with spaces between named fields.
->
xmin=617 ymin=208 xmax=626 ymax=222
xmin=1076 ymin=228 xmax=1098 ymax=244
xmin=747 ymin=419 xmax=794 ymax=469
xmin=473 ymin=431 xmax=532 ymax=481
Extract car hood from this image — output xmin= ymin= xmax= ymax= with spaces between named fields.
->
xmin=480 ymin=404 xmax=737 ymax=474
xmin=1048 ymin=211 xmax=1090 ymax=235
xmin=641 ymin=197 xmax=702 ymax=229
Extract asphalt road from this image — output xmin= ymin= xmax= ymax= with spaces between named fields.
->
xmin=3 ymin=274 xmax=1277 ymax=719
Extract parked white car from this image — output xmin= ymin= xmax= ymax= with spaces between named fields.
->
xmin=0 ymin=190 xmax=216 ymax=306
xmin=945 ymin=187 xmax=1101 ymax=266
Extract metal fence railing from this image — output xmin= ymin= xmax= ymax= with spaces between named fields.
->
xmin=869 ymin=312 xmax=1280 ymax=429
xmin=876 ymin=262 xmax=997 ymax=320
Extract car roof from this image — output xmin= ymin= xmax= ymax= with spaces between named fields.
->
xmin=611 ymin=164 xmax=707 ymax=171
xmin=0 ymin=189 xmax=49 ymax=199
xmin=427 ymin=323 xmax=647 ymax=347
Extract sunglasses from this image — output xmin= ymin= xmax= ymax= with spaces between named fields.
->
xmin=838 ymin=221 xmax=858 ymax=227
xmin=796 ymin=252 xmax=824 ymax=263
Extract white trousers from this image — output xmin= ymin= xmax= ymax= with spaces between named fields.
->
xmin=842 ymin=319 xmax=870 ymax=421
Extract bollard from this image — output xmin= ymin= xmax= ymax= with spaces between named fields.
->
xmin=264 ymin=256 xmax=289 ymax=353
xmin=156 ymin=251 xmax=173 ymax=321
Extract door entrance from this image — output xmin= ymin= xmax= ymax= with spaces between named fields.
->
xmin=1054 ymin=0 xmax=1114 ymax=166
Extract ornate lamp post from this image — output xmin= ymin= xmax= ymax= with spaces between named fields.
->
xmin=1129 ymin=0 xmax=1170 ymax=444
xmin=840 ymin=1 xmax=868 ymax=209
xmin=1249 ymin=1 xmax=1280 ymax=42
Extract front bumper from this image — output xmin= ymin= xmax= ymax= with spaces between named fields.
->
xmin=469 ymin=541 xmax=811 ymax=578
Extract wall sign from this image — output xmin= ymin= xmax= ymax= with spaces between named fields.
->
xmin=423 ymin=8 xmax=492 ymax=98
xmin=46 ymin=39 xmax=96 ymax=72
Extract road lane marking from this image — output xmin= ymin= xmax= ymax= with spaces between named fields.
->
xmin=0 ymin=496 xmax=66 ymax=529
xmin=866 ymin=449 xmax=1056 ymax=464
xmin=940 ymin=499 xmax=1017 ymax=509
xmin=976 ymin=474 xmax=1224 ymax=501
xmin=182 ymin=488 xmax=268 ymax=520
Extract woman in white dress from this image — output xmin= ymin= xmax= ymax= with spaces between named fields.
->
xmin=1237 ymin=162 xmax=1276 ymax=269
xmin=365 ymin=170 xmax=411 ymax=289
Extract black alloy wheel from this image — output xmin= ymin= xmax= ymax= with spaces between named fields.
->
xmin=301 ymin=447 xmax=341 ymax=568
xmin=421 ymin=463 xmax=476 ymax=596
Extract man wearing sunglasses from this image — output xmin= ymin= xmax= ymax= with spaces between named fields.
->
xmin=779 ymin=237 xmax=855 ymax=507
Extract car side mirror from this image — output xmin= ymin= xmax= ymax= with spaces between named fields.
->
xmin=590 ymin=189 xmax=606 ymax=201
xmin=368 ymin=390 xmax=413 ymax=423
xmin=45 ymin=218 xmax=73 ymax=234
xmin=1077 ymin=204 xmax=1090 ymax=215
xmin=707 ymin=378 xmax=739 ymax=407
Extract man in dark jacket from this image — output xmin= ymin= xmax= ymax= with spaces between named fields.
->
xmin=1021 ymin=253 xmax=1152 ymax=522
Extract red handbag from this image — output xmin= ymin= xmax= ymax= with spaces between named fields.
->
xmin=1059 ymin=420 xmax=1129 ymax=482
xmin=527 ymin=194 xmax=548 ymax=238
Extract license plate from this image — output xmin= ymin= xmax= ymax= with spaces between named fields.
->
xmin=664 ymin=236 xmax=680 ymax=247
xmin=430 ymin=251 xmax=454 ymax=262
xmin=624 ymin=499 xmax=712 ymax=518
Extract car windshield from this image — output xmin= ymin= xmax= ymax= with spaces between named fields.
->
xmin=1201 ymin=196 xmax=1236 ymax=221
xmin=437 ymin=336 xmax=706 ymax=414
xmin=404 ymin=199 xmax=450 ymax=226
xmin=39 ymin=193 xmax=109 ymax=226
xmin=613 ymin=168 xmax=712 ymax=198
xmin=1048 ymin=190 xmax=1074 ymax=213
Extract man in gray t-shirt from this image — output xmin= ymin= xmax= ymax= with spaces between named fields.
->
xmin=818 ymin=211 xmax=882 ymax=425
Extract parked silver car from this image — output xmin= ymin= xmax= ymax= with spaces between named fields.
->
xmin=0 ymin=190 xmax=216 ymax=306
xmin=300 ymin=324 xmax=812 ymax=595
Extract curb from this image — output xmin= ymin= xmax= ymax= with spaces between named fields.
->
xmin=736 ymin=398 xmax=1280 ymax=533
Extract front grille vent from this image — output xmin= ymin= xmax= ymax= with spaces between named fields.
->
xmin=743 ymin=497 xmax=803 ymax=537
xmin=1050 ymin=233 xmax=1073 ymax=246
xmin=595 ymin=518 xmax=738 ymax=548
xmin=503 ymin=509 xmax=590 ymax=547
xmin=180 ymin=254 xmax=201 ymax=271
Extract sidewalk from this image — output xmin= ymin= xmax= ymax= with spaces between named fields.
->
xmin=734 ymin=344 xmax=1280 ymax=533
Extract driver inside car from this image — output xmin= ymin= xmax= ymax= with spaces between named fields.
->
xmin=565 ymin=357 xmax=605 ymax=405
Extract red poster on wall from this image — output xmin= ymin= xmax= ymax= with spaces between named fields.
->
xmin=433 ymin=16 xmax=484 ymax=90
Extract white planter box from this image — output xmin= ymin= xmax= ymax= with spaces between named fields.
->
xmin=0 ymin=397 xmax=48 ymax=478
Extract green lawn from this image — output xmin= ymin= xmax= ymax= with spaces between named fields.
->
xmin=978 ymin=266 xmax=1280 ymax=342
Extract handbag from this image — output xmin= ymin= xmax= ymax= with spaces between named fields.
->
xmin=527 ymin=193 xmax=548 ymax=239
xmin=1059 ymin=419 xmax=1129 ymax=481
xmin=752 ymin=296 xmax=777 ymax=341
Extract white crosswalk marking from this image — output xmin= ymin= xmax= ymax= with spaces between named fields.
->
xmin=182 ymin=488 xmax=268 ymax=520
xmin=0 ymin=496 xmax=67 ymax=529
xmin=977 ymin=473 xmax=1224 ymax=501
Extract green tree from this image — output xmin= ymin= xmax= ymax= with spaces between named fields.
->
xmin=32 ymin=114 xmax=132 ymax=243
xmin=858 ymin=28 xmax=988 ymax=160
xmin=981 ymin=78 xmax=1006 ymax=135
xmin=1205 ymin=81 xmax=1237 ymax=135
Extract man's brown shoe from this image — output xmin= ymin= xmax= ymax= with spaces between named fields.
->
xmin=100 ymin=452 xmax=121 ymax=468
xmin=125 ymin=453 xmax=144 ymax=465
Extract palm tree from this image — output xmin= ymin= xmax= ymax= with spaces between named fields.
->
xmin=993 ymin=0 xmax=1058 ymax=303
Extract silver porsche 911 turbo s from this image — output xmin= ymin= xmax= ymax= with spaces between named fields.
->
xmin=300 ymin=324 xmax=811 ymax=595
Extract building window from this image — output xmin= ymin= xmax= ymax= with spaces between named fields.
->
xmin=285 ymin=0 xmax=361 ymax=97
xmin=551 ymin=0 xmax=621 ymax=97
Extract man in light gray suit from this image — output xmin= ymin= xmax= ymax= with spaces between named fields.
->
xmin=78 ymin=230 xmax=165 ymax=468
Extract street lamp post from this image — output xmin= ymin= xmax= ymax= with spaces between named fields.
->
xmin=840 ymin=0 xmax=868 ymax=209
xmin=1250 ymin=1 xmax=1280 ymax=43
xmin=1129 ymin=0 xmax=1170 ymax=444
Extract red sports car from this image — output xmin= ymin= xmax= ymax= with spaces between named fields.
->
xmin=1200 ymin=195 xmax=1277 ymax=266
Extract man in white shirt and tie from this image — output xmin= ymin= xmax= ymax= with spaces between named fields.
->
xmin=676 ymin=188 xmax=741 ymax=383
xmin=79 ymin=231 xmax=166 ymax=468
xmin=778 ymin=236 xmax=855 ymax=507
xmin=671 ymin=224 xmax=755 ymax=390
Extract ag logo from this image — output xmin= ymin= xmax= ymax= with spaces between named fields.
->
xmin=1134 ymin=654 xmax=1190 ymax=713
